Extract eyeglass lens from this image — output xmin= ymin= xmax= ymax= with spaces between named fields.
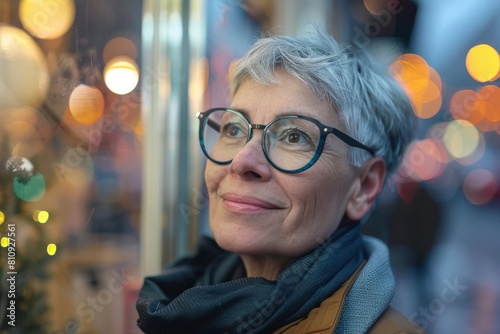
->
xmin=201 ymin=109 xmax=321 ymax=171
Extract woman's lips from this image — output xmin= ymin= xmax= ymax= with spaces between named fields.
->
xmin=221 ymin=193 xmax=283 ymax=213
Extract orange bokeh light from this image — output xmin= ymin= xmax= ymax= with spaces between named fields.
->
xmin=450 ymin=90 xmax=483 ymax=124
xmin=363 ymin=0 xmax=390 ymax=15
xmin=477 ymin=85 xmax=500 ymax=123
xmin=68 ymin=84 xmax=105 ymax=125
xmin=390 ymin=53 xmax=442 ymax=119
xmin=450 ymin=86 xmax=500 ymax=131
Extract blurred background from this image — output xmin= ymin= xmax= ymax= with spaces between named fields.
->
xmin=0 ymin=0 xmax=499 ymax=333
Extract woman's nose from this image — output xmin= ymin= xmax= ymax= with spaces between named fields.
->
xmin=229 ymin=134 xmax=272 ymax=181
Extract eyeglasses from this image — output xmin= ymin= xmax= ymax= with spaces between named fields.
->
xmin=196 ymin=108 xmax=375 ymax=173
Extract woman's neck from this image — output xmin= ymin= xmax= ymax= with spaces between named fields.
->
xmin=240 ymin=254 xmax=296 ymax=280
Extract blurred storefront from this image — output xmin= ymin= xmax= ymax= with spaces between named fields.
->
xmin=1 ymin=0 xmax=499 ymax=333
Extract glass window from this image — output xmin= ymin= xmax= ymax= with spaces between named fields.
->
xmin=1 ymin=1 xmax=142 ymax=333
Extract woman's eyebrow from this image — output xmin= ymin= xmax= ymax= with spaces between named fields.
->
xmin=227 ymin=107 xmax=251 ymax=120
xmin=228 ymin=107 xmax=322 ymax=123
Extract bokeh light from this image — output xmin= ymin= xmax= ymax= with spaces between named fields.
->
xmin=104 ymin=56 xmax=139 ymax=95
xmin=1 ymin=237 xmax=8 ymax=248
xmin=47 ymin=243 xmax=57 ymax=256
xmin=134 ymin=119 xmax=143 ymax=143
xmin=463 ymin=169 xmax=498 ymax=205
xmin=455 ymin=131 xmax=485 ymax=166
xmin=19 ymin=0 xmax=75 ymax=39
xmin=450 ymin=90 xmax=483 ymax=125
xmin=450 ymin=86 xmax=500 ymax=132
xmin=190 ymin=57 xmax=209 ymax=105
xmin=0 ymin=211 xmax=4 ymax=225
xmin=443 ymin=120 xmax=480 ymax=159
xmin=363 ymin=0 xmax=388 ymax=15
xmin=64 ymin=105 xmax=85 ymax=127
xmin=466 ymin=44 xmax=500 ymax=83
xmin=398 ymin=139 xmax=447 ymax=182
xmin=477 ymin=85 xmax=500 ymax=130
xmin=103 ymin=37 xmax=137 ymax=63
xmin=33 ymin=210 xmax=49 ymax=224
xmin=69 ymin=84 xmax=105 ymax=124
xmin=13 ymin=172 xmax=46 ymax=202
xmin=0 ymin=24 xmax=49 ymax=110
xmin=396 ymin=181 xmax=420 ymax=203
xmin=390 ymin=54 xmax=442 ymax=119
xmin=5 ymin=107 xmax=38 ymax=142
xmin=7 ymin=120 xmax=36 ymax=141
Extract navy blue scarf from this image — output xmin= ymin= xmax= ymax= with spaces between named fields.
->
xmin=137 ymin=223 xmax=363 ymax=334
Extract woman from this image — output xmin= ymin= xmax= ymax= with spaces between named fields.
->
xmin=137 ymin=28 xmax=425 ymax=334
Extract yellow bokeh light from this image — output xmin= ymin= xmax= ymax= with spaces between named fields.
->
xmin=19 ymin=0 xmax=75 ymax=40
xmin=47 ymin=243 xmax=57 ymax=256
xmin=190 ymin=57 xmax=209 ymax=101
xmin=1 ymin=237 xmax=9 ymax=248
xmin=456 ymin=131 xmax=485 ymax=166
xmin=33 ymin=210 xmax=49 ymax=223
xmin=0 ymin=211 xmax=4 ymax=225
xmin=443 ymin=120 xmax=480 ymax=159
xmin=466 ymin=44 xmax=500 ymax=83
xmin=0 ymin=25 xmax=49 ymax=110
xmin=69 ymin=84 xmax=105 ymax=124
xmin=104 ymin=56 xmax=139 ymax=95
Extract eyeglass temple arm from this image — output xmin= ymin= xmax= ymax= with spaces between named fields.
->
xmin=206 ymin=118 xmax=220 ymax=132
xmin=329 ymin=128 xmax=375 ymax=156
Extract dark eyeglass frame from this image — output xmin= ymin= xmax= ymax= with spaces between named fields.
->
xmin=196 ymin=107 xmax=375 ymax=173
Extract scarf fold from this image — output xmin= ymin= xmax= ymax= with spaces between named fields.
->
xmin=335 ymin=236 xmax=396 ymax=333
xmin=137 ymin=224 xmax=366 ymax=334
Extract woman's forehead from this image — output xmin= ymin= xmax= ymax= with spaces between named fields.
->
xmin=230 ymin=74 xmax=341 ymax=126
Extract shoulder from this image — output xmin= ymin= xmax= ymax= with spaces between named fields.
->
xmin=367 ymin=306 xmax=427 ymax=334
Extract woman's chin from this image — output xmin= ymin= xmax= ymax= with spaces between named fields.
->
xmin=212 ymin=226 xmax=274 ymax=256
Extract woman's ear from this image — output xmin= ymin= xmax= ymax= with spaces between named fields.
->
xmin=346 ymin=158 xmax=386 ymax=221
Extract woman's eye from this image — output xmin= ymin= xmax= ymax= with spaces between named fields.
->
xmin=287 ymin=132 xmax=302 ymax=143
xmin=282 ymin=128 xmax=311 ymax=145
xmin=221 ymin=123 xmax=244 ymax=137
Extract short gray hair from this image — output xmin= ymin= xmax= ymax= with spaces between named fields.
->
xmin=230 ymin=28 xmax=416 ymax=175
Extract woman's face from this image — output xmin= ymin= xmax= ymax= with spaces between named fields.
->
xmin=205 ymin=71 xmax=360 ymax=259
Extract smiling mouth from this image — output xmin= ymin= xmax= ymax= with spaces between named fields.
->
xmin=221 ymin=193 xmax=282 ymax=213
